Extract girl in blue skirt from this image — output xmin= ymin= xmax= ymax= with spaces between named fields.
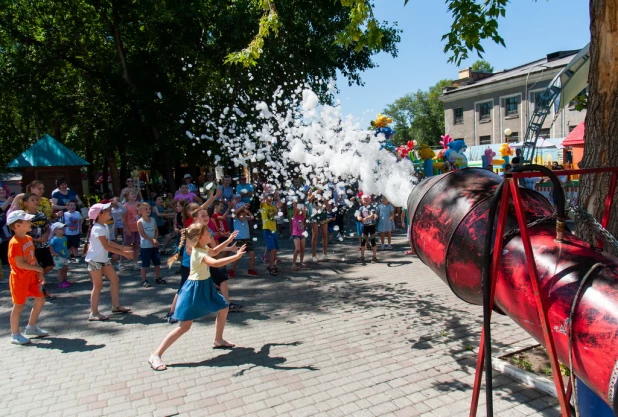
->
xmin=148 ymin=222 xmax=246 ymax=371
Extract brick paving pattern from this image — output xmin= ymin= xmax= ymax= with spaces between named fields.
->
xmin=0 ymin=231 xmax=561 ymax=416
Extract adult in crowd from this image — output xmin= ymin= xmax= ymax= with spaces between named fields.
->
xmin=235 ymin=174 xmax=254 ymax=205
xmin=51 ymin=178 xmax=84 ymax=212
xmin=119 ymin=177 xmax=143 ymax=202
xmin=182 ymin=173 xmax=198 ymax=194
xmin=0 ymin=185 xmax=14 ymax=265
xmin=511 ymin=148 xmax=522 ymax=167
xmin=202 ymin=172 xmax=217 ymax=199
xmin=218 ymin=176 xmax=234 ymax=202
xmin=11 ymin=180 xmax=54 ymax=220
xmin=174 ymin=184 xmax=202 ymax=204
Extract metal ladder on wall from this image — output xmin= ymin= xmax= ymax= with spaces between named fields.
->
xmin=521 ymin=83 xmax=561 ymax=164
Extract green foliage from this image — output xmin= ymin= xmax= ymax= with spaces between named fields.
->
xmin=509 ymin=354 xmax=533 ymax=372
xmin=0 ymin=0 xmax=401 ymax=186
xmin=383 ymin=80 xmax=451 ymax=146
xmin=471 ymin=59 xmax=494 ymax=73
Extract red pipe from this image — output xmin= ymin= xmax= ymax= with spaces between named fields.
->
xmin=408 ymin=168 xmax=618 ymax=411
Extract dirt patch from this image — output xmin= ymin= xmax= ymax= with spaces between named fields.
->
xmin=501 ymin=345 xmax=570 ymax=383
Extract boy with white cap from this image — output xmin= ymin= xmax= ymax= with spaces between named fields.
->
xmin=7 ymin=210 xmax=48 ymax=345
xmin=49 ymin=222 xmax=71 ymax=288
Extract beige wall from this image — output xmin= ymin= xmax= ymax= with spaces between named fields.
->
xmin=442 ymin=78 xmax=587 ymax=146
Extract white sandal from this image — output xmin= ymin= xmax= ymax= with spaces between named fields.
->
xmin=148 ymin=354 xmax=167 ymax=371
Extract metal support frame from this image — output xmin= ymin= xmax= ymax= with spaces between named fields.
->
xmin=469 ymin=167 xmax=618 ymax=417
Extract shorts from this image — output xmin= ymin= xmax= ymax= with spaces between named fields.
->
xmin=177 ymin=265 xmax=190 ymax=293
xmin=292 ymin=235 xmax=306 ymax=240
xmin=263 ymin=230 xmax=279 ymax=251
xmin=158 ymin=224 xmax=170 ymax=236
xmin=10 ymin=273 xmax=43 ymax=304
xmin=35 ymin=247 xmax=55 ymax=269
xmin=54 ymin=256 xmax=69 ymax=270
xmin=123 ymin=230 xmax=140 ymax=245
xmin=210 ymin=267 xmax=229 ymax=286
xmin=234 ymin=238 xmax=254 ymax=252
xmin=140 ymin=247 xmax=161 ymax=268
xmin=66 ymin=234 xmax=81 ymax=249
xmin=87 ymin=259 xmax=112 ymax=271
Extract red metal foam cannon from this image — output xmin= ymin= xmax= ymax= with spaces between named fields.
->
xmin=407 ymin=167 xmax=618 ymax=416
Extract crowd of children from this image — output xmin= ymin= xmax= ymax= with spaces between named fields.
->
xmin=3 ymin=175 xmax=416 ymax=365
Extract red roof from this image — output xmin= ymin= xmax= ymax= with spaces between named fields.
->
xmin=563 ymin=122 xmax=585 ymax=146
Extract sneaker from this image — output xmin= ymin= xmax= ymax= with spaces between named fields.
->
xmin=386 ymin=244 xmax=393 ymax=250
xmin=142 ymin=281 xmax=151 ymax=288
xmin=117 ymin=264 xmax=125 ymax=271
xmin=11 ymin=333 xmax=31 ymax=345
xmin=311 ymin=256 xmax=318 ymax=263
xmin=247 ymin=269 xmax=259 ymax=276
xmin=25 ymin=325 xmax=49 ymax=337
xmin=229 ymin=302 xmax=243 ymax=312
xmin=261 ymin=254 xmax=268 ymax=264
xmin=228 ymin=270 xmax=235 ymax=279
xmin=321 ymin=254 xmax=328 ymax=261
xmin=379 ymin=244 xmax=385 ymax=250
xmin=58 ymin=281 xmax=71 ymax=289
xmin=371 ymin=257 xmax=378 ymax=264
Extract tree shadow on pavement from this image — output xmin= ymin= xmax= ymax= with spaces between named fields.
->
xmin=26 ymin=337 xmax=105 ymax=353
xmin=168 ymin=342 xmax=319 ymax=376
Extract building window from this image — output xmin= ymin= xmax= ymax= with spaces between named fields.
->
xmin=479 ymin=135 xmax=492 ymax=145
xmin=569 ymin=125 xmax=577 ymax=132
xmin=505 ymin=97 xmax=518 ymax=116
xmin=507 ymin=132 xmax=519 ymax=142
xmin=539 ymin=128 xmax=551 ymax=138
xmin=479 ymin=102 xmax=492 ymax=120
xmin=454 ymin=108 xmax=464 ymax=124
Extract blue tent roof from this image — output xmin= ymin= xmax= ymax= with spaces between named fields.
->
xmin=6 ymin=134 xmax=90 ymax=168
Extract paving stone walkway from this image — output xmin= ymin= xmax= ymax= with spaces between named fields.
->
xmin=0 ymin=231 xmax=561 ymax=417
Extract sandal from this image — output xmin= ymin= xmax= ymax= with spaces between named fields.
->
xmin=112 ymin=306 xmax=132 ymax=314
xmin=291 ymin=265 xmax=300 ymax=271
xmin=213 ymin=340 xmax=235 ymax=349
xmin=88 ymin=313 xmax=109 ymax=322
xmin=357 ymin=257 xmax=365 ymax=263
xmin=267 ymin=267 xmax=278 ymax=276
xmin=148 ymin=354 xmax=167 ymax=371
xmin=155 ymin=278 xmax=167 ymax=285
xmin=299 ymin=263 xmax=308 ymax=268
xmin=371 ymin=257 xmax=378 ymax=263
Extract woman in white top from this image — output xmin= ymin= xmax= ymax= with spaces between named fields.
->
xmin=85 ymin=203 xmax=134 ymax=321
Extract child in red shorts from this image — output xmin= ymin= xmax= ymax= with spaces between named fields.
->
xmin=7 ymin=210 xmax=48 ymax=345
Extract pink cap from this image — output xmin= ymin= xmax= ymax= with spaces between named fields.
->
xmin=88 ymin=203 xmax=111 ymax=220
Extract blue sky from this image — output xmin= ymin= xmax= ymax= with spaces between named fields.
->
xmin=334 ymin=0 xmax=591 ymax=128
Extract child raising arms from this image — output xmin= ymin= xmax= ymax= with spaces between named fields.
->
xmin=149 ymin=222 xmax=246 ymax=371
xmin=85 ymin=203 xmax=133 ymax=321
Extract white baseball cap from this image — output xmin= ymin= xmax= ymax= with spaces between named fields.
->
xmin=7 ymin=210 xmax=35 ymax=225
xmin=51 ymin=222 xmax=66 ymax=233
xmin=183 ymin=173 xmax=192 ymax=179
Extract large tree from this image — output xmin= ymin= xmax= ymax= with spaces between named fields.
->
xmin=0 ymin=0 xmax=400 ymax=191
xmin=383 ymin=79 xmax=451 ymax=146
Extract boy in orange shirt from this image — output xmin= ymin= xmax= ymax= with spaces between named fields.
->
xmin=7 ymin=210 xmax=49 ymax=345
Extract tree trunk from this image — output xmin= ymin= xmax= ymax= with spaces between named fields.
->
xmin=107 ymin=152 xmax=121 ymax=196
xmin=85 ymin=138 xmax=96 ymax=195
xmin=102 ymin=157 xmax=109 ymax=196
xmin=577 ymin=0 xmax=618 ymax=255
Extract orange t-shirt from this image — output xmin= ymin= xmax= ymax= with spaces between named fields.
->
xmin=8 ymin=235 xmax=38 ymax=281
